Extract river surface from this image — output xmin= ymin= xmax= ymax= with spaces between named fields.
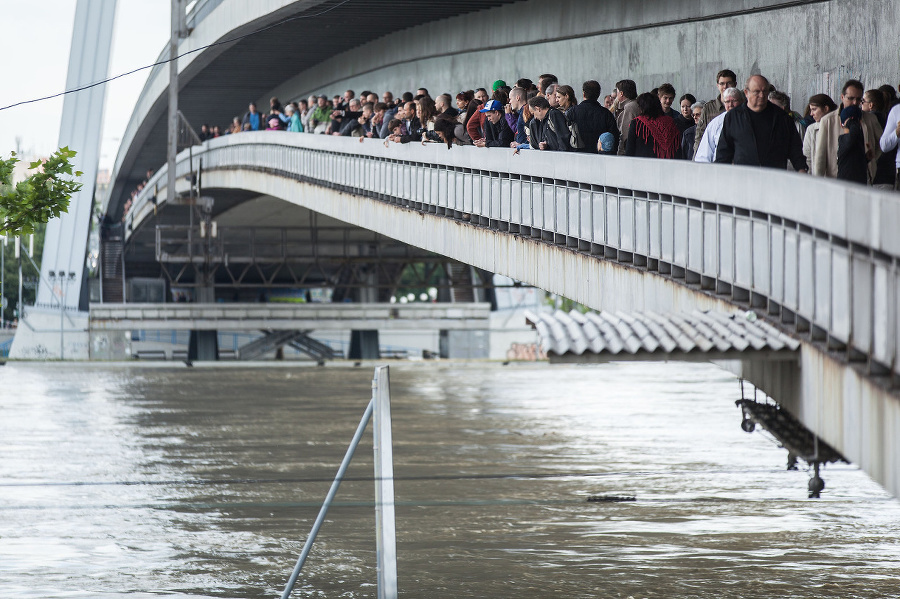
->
xmin=0 ymin=361 xmax=898 ymax=598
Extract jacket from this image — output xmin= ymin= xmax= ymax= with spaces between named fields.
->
xmin=571 ymin=99 xmax=619 ymax=154
xmin=515 ymin=112 xmax=529 ymax=145
xmin=543 ymin=109 xmax=573 ymax=152
xmin=398 ymin=116 xmax=422 ymax=143
xmin=525 ymin=117 xmax=546 ymax=149
xmin=714 ymin=102 xmax=807 ymax=170
xmin=483 ymin=116 xmax=514 ymax=147
xmin=694 ymin=96 xmax=724 ymax=158
xmin=880 ymin=104 xmax=900 ymax=169
xmin=814 ymin=109 xmax=883 ymax=181
xmin=241 ymin=110 xmax=262 ymax=131
xmin=837 ymin=120 xmax=868 ymax=184
xmin=337 ymin=111 xmax=364 ymax=136
xmin=802 ymin=122 xmax=822 ymax=175
xmin=467 ymin=110 xmax=486 ymax=141
xmin=616 ymin=99 xmax=641 ymax=155
xmin=505 ymin=108 xmax=520 ymax=135
xmin=664 ymin=108 xmax=692 ymax=133
xmin=681 ymin=125 xmax=697 ymax=161
xmin=309 ymin=105 xmax=333 ymax=131
xmin=379 ymin=106 xmax=399 ymax=138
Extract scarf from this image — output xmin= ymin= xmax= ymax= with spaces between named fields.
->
xmin=634 ymin=115 xmax=679 ymax=159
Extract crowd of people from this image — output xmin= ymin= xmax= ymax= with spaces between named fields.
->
xmin=194 ymin=69 xmax=900 ymax=191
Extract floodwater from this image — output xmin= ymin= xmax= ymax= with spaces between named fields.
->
xmin=0 ymin=361 xmax=898 ymax=598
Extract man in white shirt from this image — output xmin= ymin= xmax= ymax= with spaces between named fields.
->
xmin=694 ymin=87 xmax=745 ymax=163
xmin=879 ymin=102 xmax=900 ymax=190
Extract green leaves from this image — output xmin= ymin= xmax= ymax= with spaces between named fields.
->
xmin=0 ymin=147 xmax=83 ymax=236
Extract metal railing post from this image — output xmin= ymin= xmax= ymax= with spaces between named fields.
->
xmin=373 ymin=366 xmax=398 ymax=599
xmin=280 ymin=397 xmax=375 ymax=599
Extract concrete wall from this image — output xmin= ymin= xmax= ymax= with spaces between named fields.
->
xmin=273 ymin=0 xmax=899 ymax=109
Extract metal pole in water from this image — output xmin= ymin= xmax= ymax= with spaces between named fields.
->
xmin=373 ymin=366 xmax=398 ymax=599
xmin=280 ymin=397 xmax=375 ymax=599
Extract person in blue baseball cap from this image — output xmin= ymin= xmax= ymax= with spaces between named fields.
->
xmin=474 ymin=100 xmax=514 ymax=147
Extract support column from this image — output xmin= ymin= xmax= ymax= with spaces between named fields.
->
xmin=167 ymin=0 xmax=182 ymax=205
xmin=349 ymin=330 xmax=380 ymax=360
xmin=188 ymin=330 xmax=218 ymax=362
xmin=188 ymin=269 xmax=217 ymax=361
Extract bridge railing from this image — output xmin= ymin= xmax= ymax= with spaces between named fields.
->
xmin=128 ymin=132 xmax=900 ymax=378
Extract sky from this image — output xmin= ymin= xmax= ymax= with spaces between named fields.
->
xmin=0 ymin=0 xmax=170 ymax=172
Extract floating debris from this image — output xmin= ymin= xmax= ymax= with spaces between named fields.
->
xmin=586 ymin=495 xmax=636 ymax=503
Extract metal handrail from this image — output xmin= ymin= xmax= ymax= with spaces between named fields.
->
xmin=125 ymin=134 xmax=900 ymax=381
xmin=280 ymin=366 xmax=398 ymax=599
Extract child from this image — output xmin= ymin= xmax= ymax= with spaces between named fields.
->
xmin=386 ymin=119 xmax=404 ymax=142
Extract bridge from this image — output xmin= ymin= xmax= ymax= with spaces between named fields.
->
xmin=112 ymin=130 xmax=900 ymax=498
xmin=10 ymin=0 xmax=900 ymax=499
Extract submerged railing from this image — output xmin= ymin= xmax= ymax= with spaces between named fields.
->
xmin=126 ymin=133 xmax=900 ymax=381
xmin=280 ymin=366 xmax=397 ymax=599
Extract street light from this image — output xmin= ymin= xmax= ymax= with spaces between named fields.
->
xmin=47 ymin=270 xmax=75 ymax=359
xmin=1 ymin=234 xmax=6 ymax=328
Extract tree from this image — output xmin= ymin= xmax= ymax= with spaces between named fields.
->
xmin=1 ymin=225 xmax=45 ymax=323
xmin=0 ymin=147 xmax=83 ymax=236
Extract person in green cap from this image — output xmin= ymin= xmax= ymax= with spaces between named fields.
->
xmin=493 ymin=80 xmax=507 ymax=93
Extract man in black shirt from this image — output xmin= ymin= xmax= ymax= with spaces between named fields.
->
xmin=714 ymin=75 xmax=808 ymax=172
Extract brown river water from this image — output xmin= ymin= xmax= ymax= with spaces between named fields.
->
xmin=0 ymin=361 xmax=898 ymax=598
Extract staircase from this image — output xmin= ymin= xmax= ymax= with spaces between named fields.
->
xmin=238 ymin=330 xmax=339 ymax=362
xmin=101 ymin=235 xmax=124 ymax=303
xmin=447 ymin=263 xmax=475 ymax=303
xmin=288 ymin=332 xmax=341 ymax=362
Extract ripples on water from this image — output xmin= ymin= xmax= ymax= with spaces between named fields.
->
xmin=0 ymin=361 xmax=898 ymax=598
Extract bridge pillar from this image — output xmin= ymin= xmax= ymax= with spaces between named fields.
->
xmin=349 ymin=330 xmax=380 ymax=360
xmin=187 ymin=282 xmax=217 ymax=361
xmin=188 ymin=330 xmax=218 ymax=362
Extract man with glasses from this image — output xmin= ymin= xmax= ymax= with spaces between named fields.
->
xmin=714 ymin=75 xmax=807 ymax=171
xmin=694 ymin=69 xmax=737 ymax=158
xmin=814 ymin=79 xmax=883 ymax=180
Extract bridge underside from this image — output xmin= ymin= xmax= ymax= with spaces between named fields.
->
xmin=106 ymin=0 xmax=523 ymax=217
xmin=120 ymin=193 xmax=496 ymax=304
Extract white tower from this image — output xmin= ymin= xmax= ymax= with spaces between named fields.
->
xmin=10 ymin=0 xmax=117 ymax=359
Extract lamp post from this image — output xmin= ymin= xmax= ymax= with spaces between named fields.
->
xmin=15 ymin=237 xmax=21 ymax=328
xmin=48 ymin=270 xmax=75 ymax=359
xmin=1 ymin=234 xmax=5 ymax=328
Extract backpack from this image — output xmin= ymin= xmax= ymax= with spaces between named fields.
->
xmin=547 ymin=109 xmax=584 ymax=149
